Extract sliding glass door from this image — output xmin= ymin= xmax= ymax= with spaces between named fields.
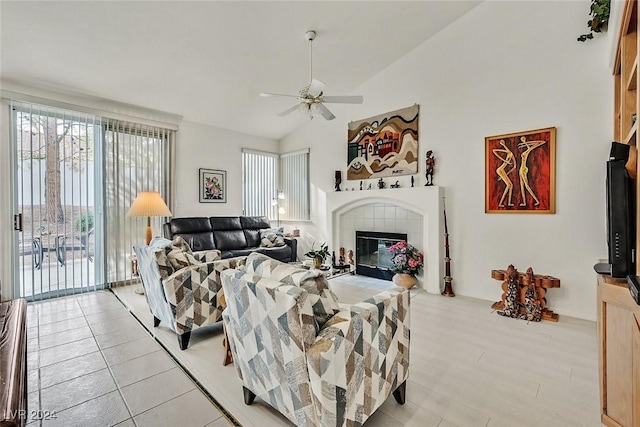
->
xmin=10 ymin=101 xmax=174 ymax=301
xmin=11 ymin=101 xmax=104 ymax=300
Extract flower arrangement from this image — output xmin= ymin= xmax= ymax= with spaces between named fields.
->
xmin=389 ymin=241 xmax=424 ymax=276
xmin=204 ymin=176 xmax=222 ymax=199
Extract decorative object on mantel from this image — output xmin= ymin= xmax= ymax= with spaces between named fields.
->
xmin=304 ymin=242 xmax=329 ymax=268
xmin=199 ymin=169 xmax=226 ymax=203
xmin=389 ymin=240 xmax=424 ymax=290
xmin=377 ymin=178 xmax=386 ymax=189
xmin=390 ymin=181 xmax=400 ymax=188
xmin=347 ymin=104 xmax=419 ymax=180
xmin=347 ymin=249 xmax=355 ymax=273
xmin=425 ymin=150 xmax=435 ymax=186
xmin=441 ymin=196 xmax=455 ymax=297
xmin=411 ymin=176 xmax=415 ymax=187
xmin=367 ymin=183 xmax=372 ymax=190
xmin=490 ymin=266 xmax=560 ymax=322
xmin=485 ymin=127 xmax=556 ymax=214
xmin=332 ymin=247 xmax=350 ymax=272
xmin=577 ymin=0 xmax=610 ymax=42
xmin=360 ymin=181 xmax=363 ymax=190
xmin=335 ymin=170 xmax=342 ymax=191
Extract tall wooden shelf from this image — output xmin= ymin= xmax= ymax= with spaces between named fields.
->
xmin=613 ymin=0 xmax=639 ymax=262
xmin=599 ymin=3 xmax=640 ymax=427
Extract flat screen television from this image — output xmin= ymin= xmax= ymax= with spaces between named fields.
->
xmin=595 ymin=142 xmax=636 ymax=278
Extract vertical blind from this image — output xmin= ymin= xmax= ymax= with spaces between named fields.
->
xmin=103 ymin=119 xmax=173 ymax=286
xmin=242 ymin=148 xmax=310 ymax=221
xmin=242 ymin=149 xmax=278 ymax=218
xmin=280 ymin=149 xmax=310 ymax=221
xmin=11 ymin=100 xmax=101 ymax=299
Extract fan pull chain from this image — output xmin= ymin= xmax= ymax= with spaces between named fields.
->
xmin=309 ymin=38 xmax=313 ymax=83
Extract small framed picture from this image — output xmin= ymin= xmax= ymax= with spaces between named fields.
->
xmin=199 ymin=168 xmax=226 ymax=203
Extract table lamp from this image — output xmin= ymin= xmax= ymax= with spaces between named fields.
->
xmin=271 ymin=190 xmax=285 ymax=227
xmin=126 ymin=191 xmax=172 ymax=244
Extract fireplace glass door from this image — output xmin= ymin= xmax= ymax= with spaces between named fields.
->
xmin=355 ymin=231 xmax=407 ymax=280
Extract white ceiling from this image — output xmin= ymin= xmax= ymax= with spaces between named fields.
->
xmin=1 ymin=1 xmax=480 ymax=140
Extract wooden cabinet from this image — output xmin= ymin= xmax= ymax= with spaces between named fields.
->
xmin=597 ymin=274 xmax=640 ymax=427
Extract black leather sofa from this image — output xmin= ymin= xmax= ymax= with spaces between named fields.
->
xmin=163 ymin=216 xmax=297 ymax=262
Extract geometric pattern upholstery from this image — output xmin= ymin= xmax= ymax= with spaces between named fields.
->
xmin=193 ymin=249 xmax=222 ymax=263
xmin=244 ymin=252 xmax=341 ymax=329
xmin=220 ymin=266 xmax=410 ymax=427
xmin=135 ymin=239 xmax=245 ymax=339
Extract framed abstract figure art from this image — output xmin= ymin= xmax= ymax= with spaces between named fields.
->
xmin=485 ymin=127 xmax=556 ymax=214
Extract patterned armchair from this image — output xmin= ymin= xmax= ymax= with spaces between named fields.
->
xmin=221 ymin=253 xmax=410 ymax=427
xmin=134 ymin=237 xmax=245 ymax=350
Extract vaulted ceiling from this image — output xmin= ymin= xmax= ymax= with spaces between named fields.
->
xmin=1 ymin=1 xmax=481 ymax=139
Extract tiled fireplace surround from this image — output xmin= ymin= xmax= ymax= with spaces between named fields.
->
xmin=326 ymin=186 xmax=443 ymax=293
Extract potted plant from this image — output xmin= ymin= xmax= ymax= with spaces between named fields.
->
xmin=304 ymin=242 xmax=330 ymax=269
xmin=388 ymin=241 xmax=424 ymax=289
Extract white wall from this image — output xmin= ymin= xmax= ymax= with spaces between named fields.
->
xmin=174 ymin=121 xmax=279 ymax=217
xmin=281 ymin=1 xmax=613 ymax=321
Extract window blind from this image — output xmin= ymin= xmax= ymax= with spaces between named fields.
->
xmin=103 ymin=119 xmax=173 ymax=286
xmin=10 ymin=100 xmax=101 ymax=300
xmin=280 ymin=149 xmax=310 ymax=221
xmin=242 ymin=149 xmax=278 ymax=218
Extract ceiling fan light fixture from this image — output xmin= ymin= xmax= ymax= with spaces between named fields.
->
xmin=260 ymin=30 xmax=363 ymax=120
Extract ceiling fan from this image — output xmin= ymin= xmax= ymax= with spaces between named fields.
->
xmin=260 ymin=30 xmax=364 ymax=121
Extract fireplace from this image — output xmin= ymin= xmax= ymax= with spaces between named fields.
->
xmin=356 ymin=231 xmax=407 ymax=280
xmin=327 ymin=186 xmax=442 ymax=292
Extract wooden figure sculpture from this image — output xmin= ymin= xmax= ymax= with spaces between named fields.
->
xmin=335 ymin=170 xmax=342 ymax=192
xmin=339 ymin=247 xmax=346 ymax=266
xmin=519 ymin=267 xmax=542 ymax=322
xmin=490 ymin=266 xmax=560 ymax=321
xmin=425 ymin=150 xmax=435 ymax=186
xmin=497 ymin=264 xmax=520 ymax=318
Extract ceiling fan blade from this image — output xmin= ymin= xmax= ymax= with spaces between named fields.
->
xmin=322 ymin=95 xmax=364 ymax=104
xmin=278 ymin=104 xmax=301 ymax=117
xmin=308 ymin=79 xmax=325 ymax=97
xmin=316 ymin=103 xmax=336 ymax=121
xmin=260 ymin=92 xmax=300 ymax=98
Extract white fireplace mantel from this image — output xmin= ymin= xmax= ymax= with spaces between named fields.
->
xmin=326 ymin=186 xmax=443 ymax=293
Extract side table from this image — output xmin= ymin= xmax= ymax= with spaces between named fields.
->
xmin=130 ymin=254 xmax=144 ymax=295
xmin=219 ymin=294 xmax=233 ymax=366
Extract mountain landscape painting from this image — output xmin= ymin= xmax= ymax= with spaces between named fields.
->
xmin=347 ymin=105 xmax=419 ymax=180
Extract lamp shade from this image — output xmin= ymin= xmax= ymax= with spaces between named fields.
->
xmin=126 ymin=192 xmax=172 ymax=217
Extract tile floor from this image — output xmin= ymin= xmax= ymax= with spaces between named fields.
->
xmin=25 ymin=290 xmax=231 ymax=427
xmin=113 ymin=274 xmax=603 ymax=427
xmin=25 ymin=273 xmax=603 ymax=427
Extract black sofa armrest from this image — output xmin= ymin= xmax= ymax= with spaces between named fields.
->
xmin=284 ymin=237 xmax=297 ymax=262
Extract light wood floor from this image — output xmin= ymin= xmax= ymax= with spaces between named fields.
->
xmin=113 ymin=275 xmax=601 ymax=427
